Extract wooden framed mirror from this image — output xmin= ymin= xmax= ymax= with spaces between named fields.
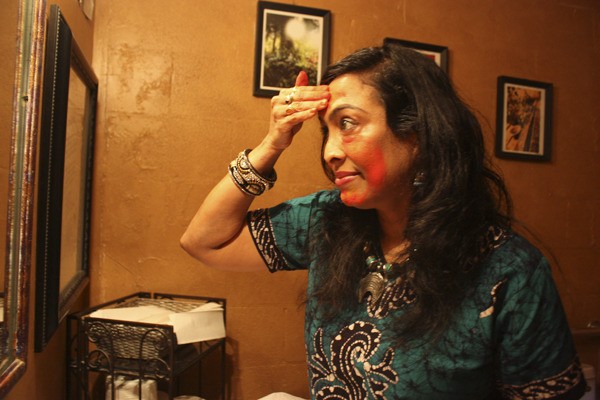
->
xmin=34 ymin=4 xmax=97 ymax=352
xmin=0 ymin=0 xmax=46 ymax=395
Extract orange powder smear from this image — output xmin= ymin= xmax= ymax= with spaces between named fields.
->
xmin=339 ymin=141 xmax=387 ymax=207
xmin=356 ymin=142 xmax=386 ymax=189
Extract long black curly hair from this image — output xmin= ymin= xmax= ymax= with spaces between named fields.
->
xmin=309 ymin=42 xmax=512 ymax=345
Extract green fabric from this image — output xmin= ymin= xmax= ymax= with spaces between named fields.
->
xmin=247 ymin=190 xmax=586 ymax=400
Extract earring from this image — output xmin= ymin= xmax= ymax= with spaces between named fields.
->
xmin=413 ymin=171 xmax=425 ymax=187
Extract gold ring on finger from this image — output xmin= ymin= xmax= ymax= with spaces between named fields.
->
xmin=285 ymin=103 xmax=298 ymax=115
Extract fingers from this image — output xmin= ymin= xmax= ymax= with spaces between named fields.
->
xmin=284 ymin=87 xmax=296 ymax=105
xmin=276 ymin=71 xmax=329 ymax=115
xmin=295 ymin=70 xmax=309 ymax=87
xmin=283 ymin=99 xmax=328 ymax=116
xmin=281 ymin=86 xmax=329 ymax=103
xmin=278 ymin=71 xmax=329 ymax=101
xmin=268 ymin=71 xmax=330 ymax=144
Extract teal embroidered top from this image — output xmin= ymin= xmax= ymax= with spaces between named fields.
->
xmin=247 ymin=190 xmax=586 ymax=400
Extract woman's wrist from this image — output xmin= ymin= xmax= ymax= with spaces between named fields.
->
xmin=247 ymin=140 xmax=286 ymax=173
xmin=228 ymin=146 xmax=279 ymax=197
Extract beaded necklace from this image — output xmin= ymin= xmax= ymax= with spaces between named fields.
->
xmin=357 ymin=242 xmax=411 ymax=307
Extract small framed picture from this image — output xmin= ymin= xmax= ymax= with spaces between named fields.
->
xmin=253 ymin=1 xmax=331 ymax=97
xmin=384 ymin=37 xmax=448 ymax=73
xmin=495 ymin=76 xmax=553 ymax=162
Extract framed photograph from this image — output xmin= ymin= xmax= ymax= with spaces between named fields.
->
xmin=35 ymin=5 xmax=98 ymax=352
xmin=384 ymin=37 xmax=448 ymax=73
xmin=253 ymin=1 xmax=331 ymax=97
xmin=495 ymin=76 xmax=553 ymax=162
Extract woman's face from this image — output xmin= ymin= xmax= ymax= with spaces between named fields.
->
xmin=320 ymin=73 xmax=419 ymax=211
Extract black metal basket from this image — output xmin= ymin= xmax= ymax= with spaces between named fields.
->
xmin=84 ymin=297 xmax=206 ymax=360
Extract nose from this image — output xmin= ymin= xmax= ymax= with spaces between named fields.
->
xmin=323 ymin=132 xmax=345 ymax=169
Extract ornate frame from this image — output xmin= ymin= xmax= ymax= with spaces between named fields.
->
xmin=0 ymin=0 xmax=45 ymax=395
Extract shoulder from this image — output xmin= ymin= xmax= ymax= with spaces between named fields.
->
xmin=476 ymin=227 xmax=547 ymax=276
xmin=473 ymin=228 xmax=554 ymax=301
xmin=280 ymin=189 xmax=340 ymax=207
xmin=248 ymin=189 xmax=341 ymax=235
xmin=486 ymin=230 xmax=548 ymax=277
xmin=268 ymin=189 xmax=341 ymax=216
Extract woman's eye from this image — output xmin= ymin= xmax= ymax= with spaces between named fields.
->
xmin=340 ymin=118 xmax=356 ymax=131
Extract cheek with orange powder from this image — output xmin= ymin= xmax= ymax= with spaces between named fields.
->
xmin=339 ymin=138 xmax=387 ymax=206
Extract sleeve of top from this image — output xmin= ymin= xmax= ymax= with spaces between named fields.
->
xmin=494 ymin=240 xmax=587 ymax=399
xmin=246 ymin=190 xmax=339 ymax=272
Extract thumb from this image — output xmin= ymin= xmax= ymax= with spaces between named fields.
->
xmin=295 ymin=70 xmax=309 ymax=87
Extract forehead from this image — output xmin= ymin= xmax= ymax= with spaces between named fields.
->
xmin=328 ymin=73 xmax=379 ymax=103
xmin=320 ymin=73 xmax=384 ymax=121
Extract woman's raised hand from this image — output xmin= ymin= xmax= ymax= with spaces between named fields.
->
xmin=265 ymin=71 xmax=330 ymax=150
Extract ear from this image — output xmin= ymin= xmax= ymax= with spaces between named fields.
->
xmin=408 ymin=131 xmax=420 ymax=159
xmin=407 ymin=132 xmax=422 ymax=174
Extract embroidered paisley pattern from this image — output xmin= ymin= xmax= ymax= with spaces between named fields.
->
xmin=472 ymin=225 xmax=509 ymax=265
xmin=247 ymin=208 xmax=287 ymax=271
xmin=499 ymin=358 xmax=584 ymax=399
xmin=248 ymin=196 xmax=586 ymax=399
xmin=309 ymin=322 xmax=398 ymax=399
xmin=366 ymin=276 xmax=416 ymax=319
xmin=479 ymin=278 xmax=508 ymax=318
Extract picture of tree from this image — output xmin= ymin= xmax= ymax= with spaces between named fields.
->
xmin=254 ymin=3 xmax=330 ymax=97
xmin=262 ymin=12 xmax=322 ymax=88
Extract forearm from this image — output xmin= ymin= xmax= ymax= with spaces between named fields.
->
xmin=180 ymin=71 xmax=329 ymax=268
xmin=179 ymin=143 xmax=283 ymax=262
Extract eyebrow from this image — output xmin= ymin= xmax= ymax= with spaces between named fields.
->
xmin=319 ymin=104 xmax=367 ymax=124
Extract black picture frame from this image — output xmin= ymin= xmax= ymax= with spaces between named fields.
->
xmin=495 ymin=76 xmax=553 ymax=162
xmin=253 ymin=1 xmax=331 ymax=97
xmin=384 ymin=37 xmax=448 ymax=73
xmin=35 ymin=5 xmax=98 ymax=352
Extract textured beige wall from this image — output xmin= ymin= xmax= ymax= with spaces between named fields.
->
xmin=90 ymin=1 xmax=600 ymax=399
xmin=6 ymin=0 xmax=600 ymax=399
xmin=89 ymin=1 xmax=600 ymax=398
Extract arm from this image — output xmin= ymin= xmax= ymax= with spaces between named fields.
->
xmin=180 ymin=72 xmax=329 ymax=271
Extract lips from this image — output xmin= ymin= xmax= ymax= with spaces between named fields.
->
xmin=334 ymin=171 xmax=359 ymax=186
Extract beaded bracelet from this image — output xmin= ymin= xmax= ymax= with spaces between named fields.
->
xmin=228 ymin=149 xmax=277 ymax=196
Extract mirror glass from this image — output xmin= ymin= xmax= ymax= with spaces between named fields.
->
xmin=60 ymin=67 xmax=88 ymax=293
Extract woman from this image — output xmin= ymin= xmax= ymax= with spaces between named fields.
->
xmin=181 ymin=43 xmax=586 ymax=399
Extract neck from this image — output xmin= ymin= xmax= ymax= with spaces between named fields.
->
xmin=376 ymin=208 xmax=410 ymax=261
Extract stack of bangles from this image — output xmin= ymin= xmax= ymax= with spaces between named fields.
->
xmin=228 ymin=149 xmax=277 ymax=196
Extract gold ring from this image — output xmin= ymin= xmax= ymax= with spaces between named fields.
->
xmin=285 ymin=103 xmax=298 ymax=115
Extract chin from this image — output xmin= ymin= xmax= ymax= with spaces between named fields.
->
xmin=340 ymin=191 xmax=370 ymax=209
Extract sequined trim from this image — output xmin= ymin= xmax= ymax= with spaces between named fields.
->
xmin=309 ymin=322 xmax=398 ymax=399
xmin=247 ymin=209 xmax=288 ymax=272
xmin=499 ymin=358 xmax=585 ymax=399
